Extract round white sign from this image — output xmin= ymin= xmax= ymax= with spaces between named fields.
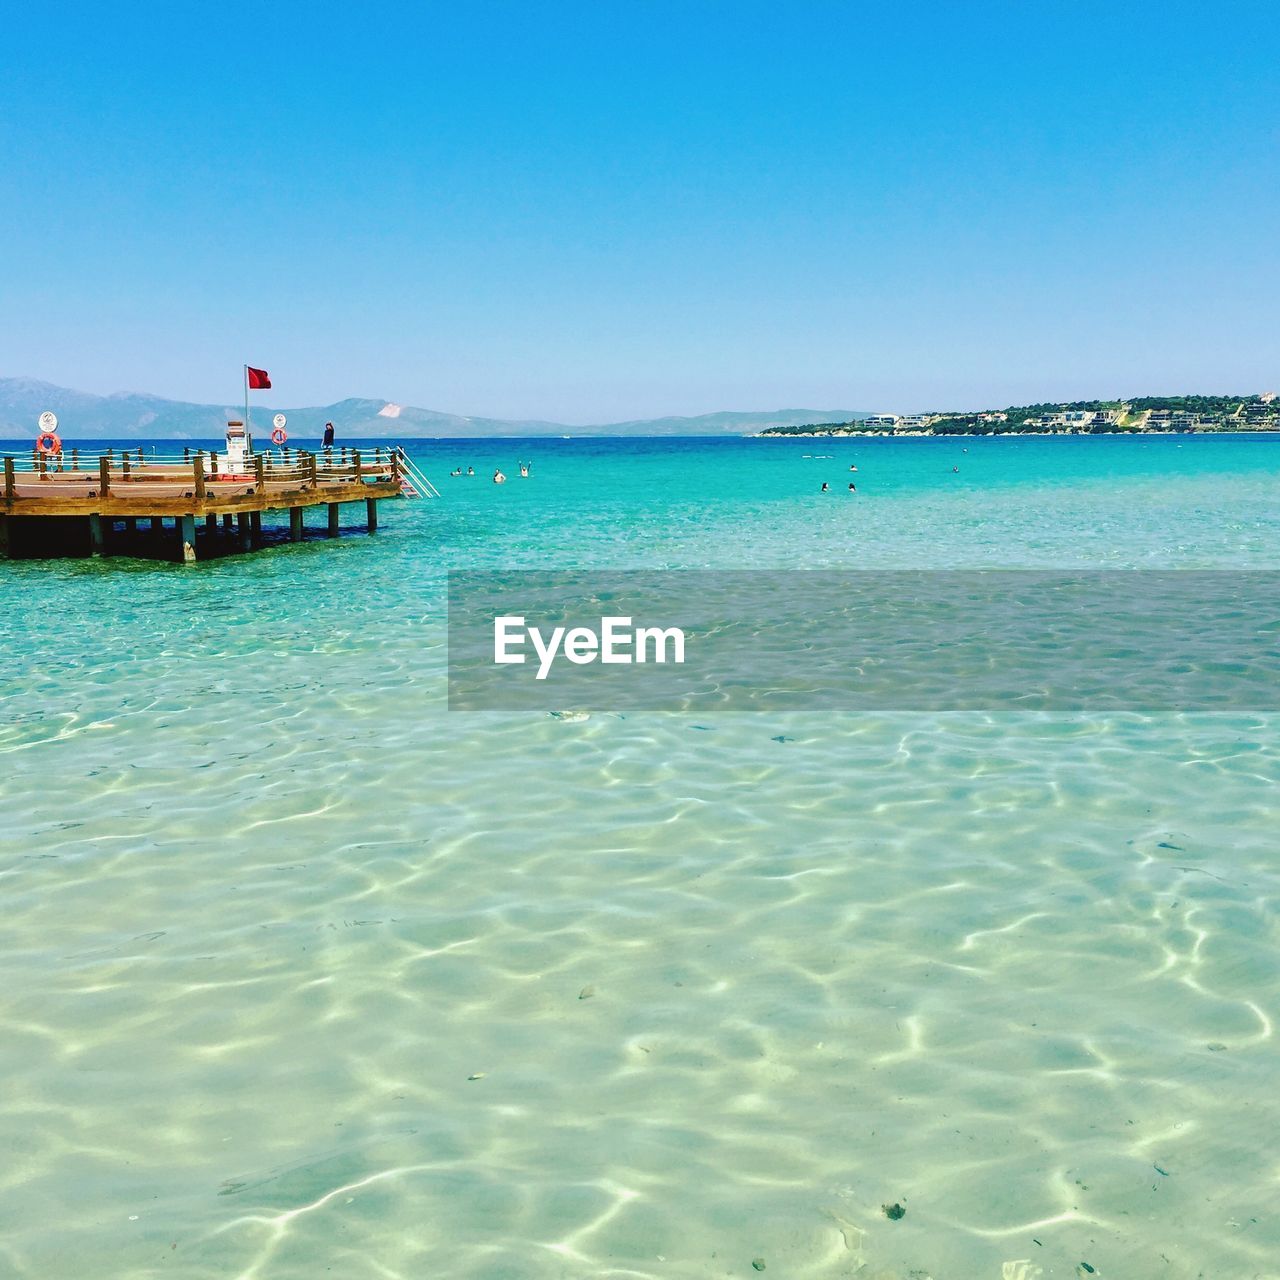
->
xmin=38 ymin=410 xmax=58 ymax=433
xmin=272 ymin=413 xmax=287 ymax=429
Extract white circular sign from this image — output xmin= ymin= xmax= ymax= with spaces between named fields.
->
xmin=38 ymin=410 xmax=58 ymax=433
xmin=272 ymin=413 xmax=287 ymax=429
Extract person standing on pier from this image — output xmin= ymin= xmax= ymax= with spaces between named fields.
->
xmin=323 ymin=421 xmax=335 ymax=449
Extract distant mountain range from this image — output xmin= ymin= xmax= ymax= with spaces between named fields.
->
xmin=0 ymin=378 xmax=868 ymax=439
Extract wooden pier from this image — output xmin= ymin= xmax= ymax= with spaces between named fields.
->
xmin=1 ymin=445 xmax=411 ymax=562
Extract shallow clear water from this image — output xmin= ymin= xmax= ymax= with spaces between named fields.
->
xmin=2 ymin=434 xmax=1279 ymax=1279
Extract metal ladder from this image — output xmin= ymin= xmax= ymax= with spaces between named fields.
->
xmin=393 ymin=447 xmax=441 ymax=498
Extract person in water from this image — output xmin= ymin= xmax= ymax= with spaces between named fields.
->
xmin=519 ymin=462 xmax=530 ymax=477
xmin=493 ymin=469 xmax=506 ymax=484
xmin=450 ymin=467 xmax=462 ymax=476
xmin=323 ymin=421 xmax=335 ymax=449
xmin=848 ymin=482 xmax=856 ymax=491
xmin=467 ymin=466 xmax=475 ymax=476
xmin=821 ymin=482 xmax=829 ymax=492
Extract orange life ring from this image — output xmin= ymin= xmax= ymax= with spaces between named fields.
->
xmin=271 ymin=427 xmax=288 ymax=445
xmin=36 ymin=431 xmax=61 ymax=456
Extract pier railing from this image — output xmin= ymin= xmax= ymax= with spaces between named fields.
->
xmin=2 ymin=444 xmax=438 ymax=504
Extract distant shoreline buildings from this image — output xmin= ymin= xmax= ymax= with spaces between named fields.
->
xmin=762 ymin=393 xmax=1279 ymax=437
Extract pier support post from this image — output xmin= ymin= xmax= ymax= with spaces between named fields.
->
xmin=205 ymin=514 xmax=217 ymax=534
xmin=151 ymin=516 xmax=166 ymax=540
xmin=249 ymin=511 xmax=262 ymax=545
xmin=0 ymin=515 xmax=8 ymax=559
xmin=237 ymin=512 xmax=251 ymax=550
xmin=366 ymin=498 xmax=378 ymax=533
xmin=222 ymin=513 xmax=234 ymax=532
xmin=179 ymin=515 xmax=197 ymax=564
xmin=124 ymin=517 xmax=137 ymax=533
xmin=88 ymin=514 xmax=104 ymax=557
xmin=328 ymin=503 xmax=340 ymax=538
xmin=290 ymin=507 xmax=303 ymax=542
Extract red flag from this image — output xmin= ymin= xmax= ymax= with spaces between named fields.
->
xmin=246 ymin=366 xmax=271 ymax=389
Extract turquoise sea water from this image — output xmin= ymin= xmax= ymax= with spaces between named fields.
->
xmin=2 ymin=434 xmax=1279 ymax=1279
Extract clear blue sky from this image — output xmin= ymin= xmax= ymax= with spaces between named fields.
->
xmin=2 ymin=1 xmax=1276 ymax=422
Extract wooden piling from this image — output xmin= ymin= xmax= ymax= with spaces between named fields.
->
xmin=4 ymin=457 xmax=14 ymax=507
xmin=88 ymin=514 xmax=104 ymax=557
xmin=366 ymin=497 xmax=378 ymax=533
xmin=193 ymin=454 xmax=206 ymax=503
xmin=237 ymin=512 xmax=251 ymax=550
xmin=99 ymin=456 xmax=111 ymax=498
xmin=328 ymin=502 xmax=340 ymax=537
xmin=179 ymin=514 xmax=197 ymax=563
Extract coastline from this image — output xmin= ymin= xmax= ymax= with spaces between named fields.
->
xmin=756 ymin=428 xmax=1280 ymax=439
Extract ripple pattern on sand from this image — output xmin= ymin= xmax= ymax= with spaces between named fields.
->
xmin=3 ymin=679 xmax=1279 ymax=1278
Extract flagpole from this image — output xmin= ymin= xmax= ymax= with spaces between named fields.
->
xmin=244 ymin=364 xmax=250 ymax=439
